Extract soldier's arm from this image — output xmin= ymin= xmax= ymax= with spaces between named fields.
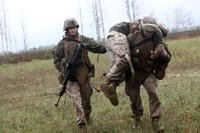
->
xmin=153 ymin=24 xmax=171 ymax=58
xmin=162 ymin=42 xmax=171 ymax=62
xmin=127 ymin=33 xmax=135 ymax=45
xmin=109 ymin=22 xmax=130 ymax=36
xmin=152 ymin=25 xmax=163 ymax=45
xmin=81 ymin=35 xmax=107 ymax=54
xmin=127 ymin=31 xmax=138 ymax=46
xmin=52 ymin=42 xmax=65 ymax=72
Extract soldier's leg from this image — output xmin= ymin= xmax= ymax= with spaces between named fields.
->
xmin=106 ymin=31 xmax=130 ymax=81
xmin=100 ymin=31 xmax=131 ymax=106
xmin=125 ymin=71 xmax=143 ymax=127
xmin=80 ymin=79 xmax=93 ymax=124
xmin=126 ymin=87 xmax=143 ymax=125
xmin=143 ymin=73 xmax=164 ymax=132
xmin=66 ymin=81 xmax=86 ymax=128
xmin=100 ymin=78 xmax=119 ymax=106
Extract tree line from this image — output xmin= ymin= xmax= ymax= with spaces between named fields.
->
xmin=0 ymin=0 xmax=199 ymax=54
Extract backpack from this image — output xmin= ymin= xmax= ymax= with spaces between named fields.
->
xmin=157 ymin=23 xmax=168 ymax=38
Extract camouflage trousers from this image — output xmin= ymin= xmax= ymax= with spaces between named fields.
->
xmin=105 ymin=31 xmax=131 ymax=82
xmin=125 ymin=73 xmax=162 ymax=119
xmin=66 ymin=79 xmax=93 ymax=126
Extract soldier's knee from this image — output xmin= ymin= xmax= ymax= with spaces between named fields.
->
xmin=148 ymin=89 xmax=157 ymax=96
xmin=145 ymin=85 xmax=157 ymax=95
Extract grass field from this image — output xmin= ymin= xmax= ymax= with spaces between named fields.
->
xmin=0 ymin=37 xmax=200 ymax=133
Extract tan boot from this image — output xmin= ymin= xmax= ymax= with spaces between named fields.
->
xmin=152 ymin=117 xmax=164 ymax=133
xmin=100 ymin=82 xmax=119 ymax=106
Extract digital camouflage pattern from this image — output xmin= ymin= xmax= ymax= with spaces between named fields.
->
xmin=105 ymin=22 xmax=165 ymax=83
xmin=126 ymin=29 xmax=171 ymax=131
xmin=105 ymin=31 xmax=131 ymax=82
xmin=65 ymin=81 xmax=86 ymax=125
xmin=142 ymin=24 xmax=161 ymax=32
xmin=52 ymin=28 xmax=106 ymax=127
xmin=128 ymin=30 xmax=156 ymax=72
xmin=63 ymin=18 xmax=79 ymax=31
xmin=109 ymin=22 xmax=130 ymax=36
xmin=101 ymin=17 xmax=169 ymax=106
xmin=100 ymin=17 xmax=170 ymax=132
xmin=142 ymin=16 xmax=157 ymax=24
xmin=52 ymin=34 xmax=106 ymax=74
xmin=100 ymin=30 xmax=132 ymax=106
xmin=141 ymin=16 xmax=168 ymax=38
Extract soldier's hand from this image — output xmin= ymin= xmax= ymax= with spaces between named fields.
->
xmin=156 ymin=44 xmax=170 ymax=59
xmin=155 ymin=44 xmax=165 ymax=53
xmin=150 ymin=44 xmax=165 ymax=59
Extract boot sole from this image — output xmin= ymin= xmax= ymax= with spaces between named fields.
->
xmin=100 ymin=85 xmax=119 ymax=106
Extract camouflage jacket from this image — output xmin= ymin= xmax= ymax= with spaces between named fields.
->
xmin=52 ymin=34 xmax=106 ymax=73
xmin=109 ymin=22 xmax=130 ymax=36
xmin=127 ymin=31 xmax=155 ymax=71
xmin=109 ymin=21 xmax=166 ymax=41
xmin=127 ymin=31 xmax=171 ymax=71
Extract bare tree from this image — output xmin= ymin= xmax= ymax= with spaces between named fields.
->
xmin=173 ymin=8 xmax=194 ymax=30
xmin=21 ymin=22 xmax=28 ymax=51
xmin=92 ymin=0 xmax=101 ymax=43
xmin=0 ymin=0 xmax=7 ymax=53
xmin=185 ymin=12 xmax=194 ymax=28
xmin=124 ymin=0 xmax=141 ymax=21
xmin=78 ymin=0 xmax=84 ymax=35
xmin=0 ymin=0 xmax=12 ymax=54
xmin=131 ymin=0 xmax=141 ymax=21
xmin=98 ymin=0 xmax=105 ymax=40
xmin=0 ymin=21 xmax=5 ymax=54
xmin=125 ymin=0 xmax=132 ymax=21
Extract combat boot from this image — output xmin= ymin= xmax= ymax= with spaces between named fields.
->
xmin=100 ymin=81 xmax=119 ymax=106
xmin=152 ymin=117 xmax=164 ymax=133
xmin=131 ymin=111 xmax=142 ymax=128
xmin=132 ymin=117 xmax=141 ymax=128
xmin=78 ymin=124 xmax=87 ymax=133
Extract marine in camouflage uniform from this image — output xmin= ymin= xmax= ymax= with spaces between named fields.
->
xmin=126 ymin=22 xmax=171 ymax=132
xmin=100 ymin=27 xmax=131 ymax=106
xmin=100 ymin=21 xmax=139 ymax=106
xmin=100 ymin=16 xmax=169 ymax=106
xmin=52 ymin=18 xmax=106 ymax=129
xmin=100 ymin=16 xmax=171 ymax=132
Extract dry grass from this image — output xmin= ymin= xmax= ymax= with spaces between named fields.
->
xmin=0 ymin=37 xmax=200 ymax=133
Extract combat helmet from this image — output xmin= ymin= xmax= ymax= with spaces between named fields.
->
xmin=63 ymin=18 xmax=79 ymax=31
xmin=142 ymin=16 xmax=157 ymax=24
xmin=142 ymin=24 xmax=154 ymax=32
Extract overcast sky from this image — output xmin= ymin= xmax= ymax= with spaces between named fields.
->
xmin=1 ymin=0 xmax=200 ymax=52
